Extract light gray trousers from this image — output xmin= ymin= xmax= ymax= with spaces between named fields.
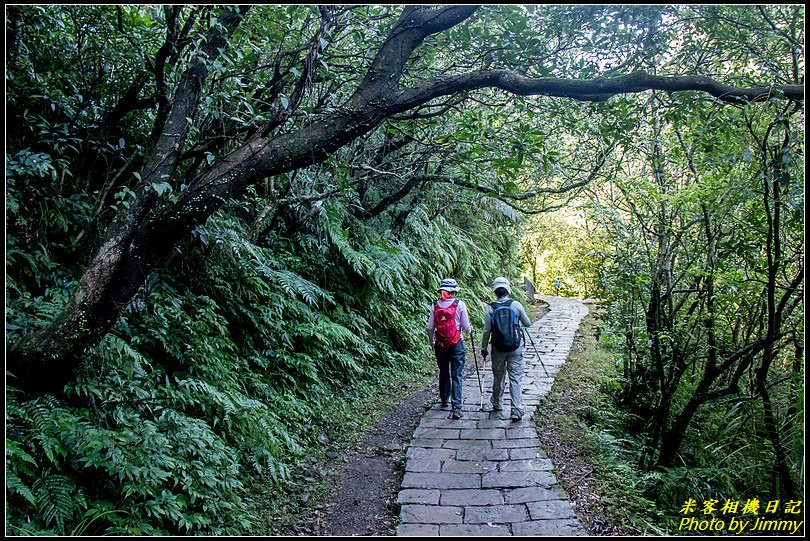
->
xmin=489 ymin=346 xmax=524 ymax=416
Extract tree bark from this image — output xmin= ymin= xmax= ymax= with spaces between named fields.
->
xmin=655 ymin=340 xmax=765 ymax=467
xmin=7 ymin=5 xmax=252 ymax=393
xmin=753 ymin=129 xmax=796 ymax=497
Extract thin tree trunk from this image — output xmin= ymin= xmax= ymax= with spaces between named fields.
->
xmin=754 ymin=133 xmax=795 ymax=497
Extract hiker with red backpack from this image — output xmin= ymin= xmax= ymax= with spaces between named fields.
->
xmin=480 ymin=277 xmax=532 ymax=422
xmin=427 ymin=278 xmax=473 ymax=420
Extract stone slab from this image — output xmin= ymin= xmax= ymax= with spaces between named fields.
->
xmin=399 ymin=504 xmax=463 ymax=524
xmin=440 ymin=489 xmax=504 ymax=506
xmin=503 ymin=486 xmax=569 ymax=504
xmin=498 ymin=458 xmax=554 ymax=472
xmin=413 ymin=427 xmax=461 ymax=439
xmin=511 ymin=519 xmax=587 ymax=536
xmin=405 ymin=458 xmax=442 ymax=473
xmin=459 ymin=428 xmax=507 ymax=440
xmin=439 ymin=524 xmax=511 ymax=536
xmin=455 ymin=447 xmax=509 ymax=461
xmin=401 ymin=472 xmax=481 ymax=490
xmin=509 ymin=447 xmax=544 ymax=460
xmin=441 ymin=460 xmax=497 ymax=474
xmin=492 ymin=438 xmax=542 ymax=449
xmin=396 ymin=523 xmax=439 ymax=536
xmin=463 ymin=504 xmax=529 ymax=524
xmin=526 ymin=499 xmax=578 ymax=520
xmin=397 ymin=489 xmax=441 ymax=505
xmin=407 ymin=447 xmax=457 ymax=461
xmin=481 ymin=470 xmax=558 ymax=489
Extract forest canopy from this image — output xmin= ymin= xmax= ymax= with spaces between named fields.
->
xmin=5 ymin=4 xmax=804 ymax=535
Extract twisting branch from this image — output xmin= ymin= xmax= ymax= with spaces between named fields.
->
xmin=395 ymin=70 xmax=804 ymax=110
xmin=756 ymin=5 xmax=804 ymax=50
xmin=262 ymin=6 xmax=338 ymax=136
xmin=353 ymin=139 xmax=614 ymax=220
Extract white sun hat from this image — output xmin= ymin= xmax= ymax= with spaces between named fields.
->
xmin=492 ymin=277 xmax=511 ymax=293
xmin=438 ymin=278 xmax=460 ymax=292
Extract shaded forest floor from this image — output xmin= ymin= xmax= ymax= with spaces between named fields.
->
xmin=534 ymin=302 xmax=673 ymax=535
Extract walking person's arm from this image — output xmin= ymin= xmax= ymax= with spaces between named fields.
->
xmin=513 ymin=301 xmax=532 ymax=328
xmin=480 ymin=304 xmax=492 ymax=358
xmin=427 ymin=305 xmax=435 ymax=350
xmin=458 ymin=300 xmax=473 ymax=335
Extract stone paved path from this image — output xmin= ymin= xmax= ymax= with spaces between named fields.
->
xmin=396 ymin=296 xmax=590 ymax=536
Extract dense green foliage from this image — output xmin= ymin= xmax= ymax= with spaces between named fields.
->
xmin=5 ymin=4 xmax=803 ymax=536
xmin=521 ymin=5 xmax=804 ymax=530
xmin=4 ymin=6 xmax=528 ymax=534
xmin=6 ymin=166 xmax=522 ymax=535
xmin=588 ymin=94 xmax=804 ymax=509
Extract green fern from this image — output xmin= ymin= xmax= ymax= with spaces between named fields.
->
xmin=33 ymin=472 xmax=77 ymax=533
xmin=270 ymin=269 xmax=335 ymax=307
xmin=6 ymin=148 xmax=527 ymax=536
xmin=6 ymin=469 xmax=36 ymax=505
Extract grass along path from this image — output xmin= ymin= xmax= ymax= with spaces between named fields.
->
xmin=533 ymin=302 xmax=665 ymax=535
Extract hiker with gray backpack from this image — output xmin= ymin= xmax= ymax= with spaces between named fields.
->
xmin=427 ymin=278 xmax=473 ymax=420
xmin=480 ymin=277 xmax=532 ymax=422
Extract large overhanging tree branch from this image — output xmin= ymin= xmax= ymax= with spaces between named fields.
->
xmin=7 ymin=5 xmax=805 ymax=395
xmin=395 ymin=70 xmax=804 ymax=107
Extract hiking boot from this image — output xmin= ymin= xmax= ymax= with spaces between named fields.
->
xmin=490 ymin=404 xmax=503 ymax=412
xmin=452 ymin=407 xmax=463 ymax=420
xmin=510 ymin=410 xmax=523 ymax=422
xmin=441 ymin=398 xmax=450 ymax=409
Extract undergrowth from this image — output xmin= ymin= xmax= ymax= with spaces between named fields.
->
xmin=6 ymin=192 xmax=522 ymax=534
xmin=243 ymin=356 xmax=436 ymax=535
xmin=535 ymin=305 xmax=667 ymax=535
xmin=536 ymin=303 xmax=805 ymax=537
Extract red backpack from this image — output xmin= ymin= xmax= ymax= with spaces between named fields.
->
xmin=433 ymin=299 xmax=461 ymax=349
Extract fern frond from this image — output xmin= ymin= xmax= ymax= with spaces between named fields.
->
xmin=7 ymin=470 xmax=37 ymax=505
xmin=268 ymin=269 xmax=335 ymax=307
xmin=33 ymin=472 xmax=76 ymax=533
xmin=480 ymin=195 xmax=520 ymax=223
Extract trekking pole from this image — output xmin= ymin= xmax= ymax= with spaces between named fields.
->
xmin=470 ymin=332 xmax=484 ymax=412
xmin=522 ymin=326 xmax=549 ymax=377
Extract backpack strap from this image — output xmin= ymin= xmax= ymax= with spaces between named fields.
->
xmin=489 ymin=299 xmax=514 ymax=318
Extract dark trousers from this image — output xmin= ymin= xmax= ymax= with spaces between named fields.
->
xmin=435 ymin=340 xmax=466 ymax=409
